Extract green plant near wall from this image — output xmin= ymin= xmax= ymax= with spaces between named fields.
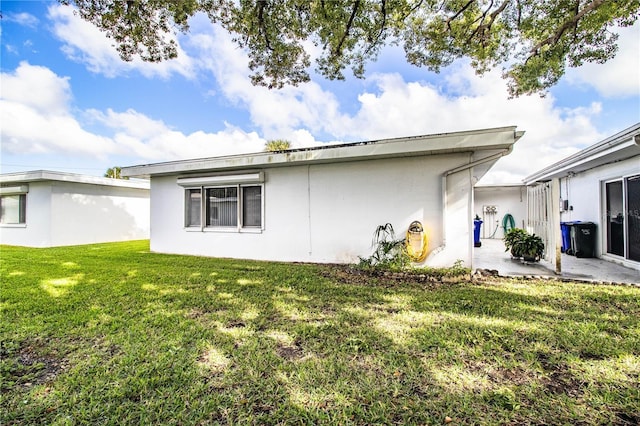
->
xmin=358 ymin=223 xmax=410 ymax=271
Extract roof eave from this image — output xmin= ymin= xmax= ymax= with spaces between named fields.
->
xmin=524 ymin=123 xmax=640 ymax=184
xmin=0 ymin=170 xmax=150 ymax=189
xmin=123 ymin=126 xmax=521 ymax=178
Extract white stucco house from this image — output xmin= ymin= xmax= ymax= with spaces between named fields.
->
xmin=0 ymin=170 xmax=150 ymax=247
xmin=122 ymin=126 xmax=524 ymax=268
xmin=524 ymin=123 xmax=639 ymax=271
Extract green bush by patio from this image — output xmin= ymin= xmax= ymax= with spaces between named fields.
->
xmin=1 ymin=241 xmax=638 ymax=425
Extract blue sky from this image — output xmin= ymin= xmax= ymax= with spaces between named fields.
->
xmin=1 ymin=1 xmax=639 ymax=183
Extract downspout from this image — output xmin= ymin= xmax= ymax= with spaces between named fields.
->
xmin=432 ymin=146 xmax=514 ymax=261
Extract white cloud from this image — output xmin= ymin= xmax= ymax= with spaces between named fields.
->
xmin=88 ymin=108 xmax=266 ymax=160
xmin=47 ymin=4 xmax=195 ymax=80
xmin=0 ymin=62 xmax=266 ymax=164
xmin=334 ymin=66 xmax=602 ymax=183
xmin=3 ymin=11 xmax=621 ymax=184
xmin=566 ymin=22 xmax=640 ymax=98
xmin=0 ymin=62 xmax=71 ymax=113
xmin=184 ymin=24 xmax=346 ymax=143
xmin=5 ymin=12 xmax=39 ymax=28
xmin=176 ymin=18 xmax=605 ymax=183
xmin=1 ymin=63 xmax=118 ymax=159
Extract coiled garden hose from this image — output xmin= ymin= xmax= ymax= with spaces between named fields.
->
xmin=502 ymin=214 xmax=516 ymax=234
xmin=406 ymin=221 xmax=429 ymax=262
xmin=488 ymin=213 xmax=516 ymax=238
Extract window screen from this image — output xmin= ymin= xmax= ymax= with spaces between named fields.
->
xmin=242 ymin=186 xmax=262 ymax=227
xmin=0 ymin=194 xmax=26 ymax=224
xmin=206 ymin=187 xmax=238 ymax=227
xmin=185 ymin=189 xmax=201 ymax=227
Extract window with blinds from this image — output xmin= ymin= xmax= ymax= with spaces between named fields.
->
xmin=185 ymin=184 xmax=262 ymax=230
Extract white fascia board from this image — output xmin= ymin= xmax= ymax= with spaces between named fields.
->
xmin=0 ymin=170 xmax=150 ymax=189
xmin=474 ymin=183 xmax=526 ymax=190
xmin=123 ymin=126 xmax=522 ymax=178
xmin=524 ymin=122 xmax=640 ymax=184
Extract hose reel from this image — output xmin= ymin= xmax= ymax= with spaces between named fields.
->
xmin=406 ymin=220 xmax=429 ymax=262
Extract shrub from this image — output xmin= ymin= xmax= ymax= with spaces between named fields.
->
xmin=358 ymin=223 xmax=410 ymax=271
xmin=504 ymin=228 xmax=544 ymax=261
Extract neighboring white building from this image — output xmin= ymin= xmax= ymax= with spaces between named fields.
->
xmin=0 ymin=170 xmax=150 ymax=247
xmin=525 ymin=123 xmax=640 ymax=271
xmin=123 ymin=126 xmax=524 ymax=268
xmin=473 ymin=184 xmax=527 ymax=239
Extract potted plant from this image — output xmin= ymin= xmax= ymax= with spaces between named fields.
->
xmin=519 ymin=233 xmax=545 ymax=262
xmin=503 ymin=228 xmax=528 ymax=258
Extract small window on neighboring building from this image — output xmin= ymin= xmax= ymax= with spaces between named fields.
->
xmin=0 ymin=193 xmax=27 ymax=225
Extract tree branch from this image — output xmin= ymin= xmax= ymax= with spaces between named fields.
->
xmin=468 ymin=0 xmax=510 ymax=45
xmin=446 ymin=0 xmax=475 ymax=32
xmin=256 ymin=0 xmax=272 ymax=51
xmin=333 ymin=0 xmax=360 ymax=56
xmin=364 ymin=0 xmax=387 ymax=54
xmin=529 ymin=0 xmax=606 ymax=55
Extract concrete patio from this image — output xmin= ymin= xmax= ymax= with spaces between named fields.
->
xmin=473 ymin=238 xmax=639 ymax=285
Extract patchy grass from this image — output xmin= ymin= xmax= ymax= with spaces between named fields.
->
xmin=1 ymin=241 xmax=638 ymax=425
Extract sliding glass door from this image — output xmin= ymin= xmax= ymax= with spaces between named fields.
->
xmin=606 ymin=175 xmax=640 ymax=262
xmin=628 ymin=176 xmax=640 ymax=262
xmin=606 ymin=181 xmax=624 ymax=256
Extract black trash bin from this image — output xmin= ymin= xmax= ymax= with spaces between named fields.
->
xmin=570 ymin=222 xmax=597 ymax=258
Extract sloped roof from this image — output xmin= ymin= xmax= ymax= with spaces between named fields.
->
xmin=524 ymin=122 xmax=640 ymax=184
xmin=0 ymin=170 xmax=149 ymax=189
xmin=122 ymin=126 xmax=524 ymax=178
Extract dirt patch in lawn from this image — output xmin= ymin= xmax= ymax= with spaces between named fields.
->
xmin=0 ymin=339 xmax=70 ymax=391
xmin=276 ymin=342 xmax=305 ymax=361
xmin=319 ymin=264 xmax=471 ymax=287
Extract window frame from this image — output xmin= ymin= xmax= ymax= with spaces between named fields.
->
xmin=183 ymin=183 xmax=264 ymax=233
xmin=184 ymin=188 xmax=203 ymax=230
xmin=0 ymin=186 xmax=28 ymax=227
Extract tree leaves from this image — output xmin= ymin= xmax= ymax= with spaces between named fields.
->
xmin=62 ymin=0 xmax=639 ymax=96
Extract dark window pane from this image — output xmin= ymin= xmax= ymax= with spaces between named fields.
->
xmin=186 ymin=189 xmax=201 ymax=227
xmin=242 ymin=186 xmax=262 ymax=227
xmin=606 ymin=181 xmax=624 ymax=256
xmin=206 ymin=187 xmax=237 ymax=227
xmin=18 ymin=194 xmax=26 ymax=224
xmin=627 ymin=175 xmax=640 ymax=262
xmin=0 ymin=194 xmax=26 ymax=224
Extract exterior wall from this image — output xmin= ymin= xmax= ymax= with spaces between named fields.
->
xmin=474 ymin=185 xmax=527 ymax=239
xmin=49 ymin=181 xmax=149 ymax=246
xmin=150 ymin=153 xmax=478 ymax=267
xmin=557 ymin=155 xmax=639 ymax=268
xmin=0 ymin=181 xmax=149 ymax=247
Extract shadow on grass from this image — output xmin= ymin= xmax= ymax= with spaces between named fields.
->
xmin=1 ymin=241 xmax=638 ymax=425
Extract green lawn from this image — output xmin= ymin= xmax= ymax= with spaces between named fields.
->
xmin=1 ymin=241 xmax=638 ymax=425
